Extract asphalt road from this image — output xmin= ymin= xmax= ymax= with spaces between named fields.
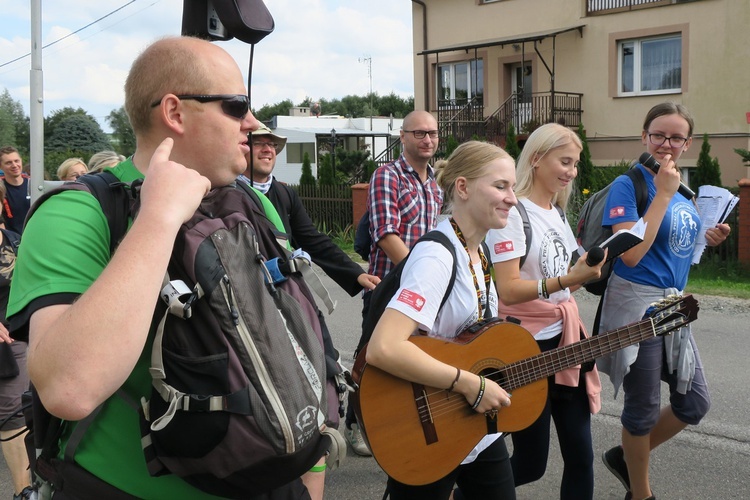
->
xmin=2 ymin=269 xmax=748 ymax=499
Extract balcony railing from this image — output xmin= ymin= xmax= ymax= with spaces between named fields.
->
xmin=587 ymin=0 xmax=697 ymax=15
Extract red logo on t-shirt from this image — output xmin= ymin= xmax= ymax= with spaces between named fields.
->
xmin=494 ymin=241 xmax=514 ymax=254
xmin=609 ymin=206 xmax=626 ymax=218
xmin=397 ymin=289 xmax=425 ymax=312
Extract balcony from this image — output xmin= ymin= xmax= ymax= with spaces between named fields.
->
xmin=436 ymin=92 xmax=583 ymax=154
xmin=587 ymin=0 xmax=700 ymax=16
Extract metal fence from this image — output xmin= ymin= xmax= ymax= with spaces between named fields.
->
xmin=291 ymin=183 xmax=353 ymax=232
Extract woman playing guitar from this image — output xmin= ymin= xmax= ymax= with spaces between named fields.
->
xmin=365 ymin=141 xmax=517 ymax=499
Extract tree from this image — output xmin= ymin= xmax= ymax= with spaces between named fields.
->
xmin=690 ymin=133 xmax=722 ymax=191
xmin=0 ymin=89 xmax=29 ymax=154
xmin=317 ymin=153 xmax=335 ymax=186
xmin=253 ymin=99 xmax=294 ymax=122
xmin=46 ymin=114 xmax=111 ymax=154
xmin=299 ymin=152 xmax=316 ymax=186
xmin=734 ymin=148 xmax=750 ymax=164
xmin=44 ymin=107 xmax=98 ymax=143
xmin=576 ymin=122 xmax=597 ymax=192
xmin=332 ymin=148 xmax=371 ymax=183
xmin=505 ymin=123 xmax=521 ymax=161
xmin=106 ymin=106 xmax=136 ymax=156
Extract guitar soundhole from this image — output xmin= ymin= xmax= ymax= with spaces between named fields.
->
xmin=478 ymin=365 xmax=508 ymax=392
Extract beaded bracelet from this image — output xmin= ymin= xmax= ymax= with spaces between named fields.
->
xmin=471 ymin=375 xmax=486 ymax=410
xmin=447 ymin=367 xmax=461 ymax=392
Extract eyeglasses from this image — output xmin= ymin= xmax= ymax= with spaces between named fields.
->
xmin=252 ymin=141 xmax=278 ymax=150
xmin=150 ymin=94 xmax=250 ymax=119
xmin=403 ymin=129 xmax=439 ymax=140
xmin=646 ymin=132 xmax=688 ymax=148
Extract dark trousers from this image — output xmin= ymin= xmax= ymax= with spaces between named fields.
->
xmin=509 ymin=335 xmax=594 ymax=500
xmin=387 ymin=436 xmax=516 ymax=500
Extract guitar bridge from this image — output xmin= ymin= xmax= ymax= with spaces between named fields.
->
xmin=412 ymin=383 xmax=438 ymax=445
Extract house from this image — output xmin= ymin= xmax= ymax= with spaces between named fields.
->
xmin=410 ymin=0 xmax=750 ymax=185
xmin=265 ymin=114 xmax=403 ymax=185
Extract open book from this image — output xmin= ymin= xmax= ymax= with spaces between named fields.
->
xmin=599 ymin=218 xmax=647 ymax=262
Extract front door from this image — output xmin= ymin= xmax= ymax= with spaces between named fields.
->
xmin=511 ymin=63 xmax=533 ymax=131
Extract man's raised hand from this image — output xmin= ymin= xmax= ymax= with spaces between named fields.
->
xmin=139 ymin=138 xmax=211 ymax=229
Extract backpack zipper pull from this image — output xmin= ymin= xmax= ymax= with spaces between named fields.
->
xmin=223 ymin=276 xmax=240 ymax=326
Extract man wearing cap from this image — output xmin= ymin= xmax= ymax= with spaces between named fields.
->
xmin=240 ymin=125 xmax=379 ymax=295
xmin=238 ymin=126 xmax=379 ymax=480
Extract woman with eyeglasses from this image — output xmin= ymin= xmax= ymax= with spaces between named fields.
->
xmin=597 ymin=102 xmax=730 ymax=500
xmin=56 ymin=158 xmax=88 ymax=181
xmin=485 ymin=123 xmax=605 ymax=500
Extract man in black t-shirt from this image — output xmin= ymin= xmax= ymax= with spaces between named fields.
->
xmin=0 ymin=147 xmax=30 ymax=234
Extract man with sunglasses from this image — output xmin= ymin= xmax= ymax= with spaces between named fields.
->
xmin=8 ymin=37 xmax=314 ymax=499
xmin=344 ymin=110 xmax=443 ymax=455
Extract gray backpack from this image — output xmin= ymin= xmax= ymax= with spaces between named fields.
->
xmin=140 ymin=186 xmax=344 ymax=497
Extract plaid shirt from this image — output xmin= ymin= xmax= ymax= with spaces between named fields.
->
xmin=367 ymin=154 xmax=443 ymax=278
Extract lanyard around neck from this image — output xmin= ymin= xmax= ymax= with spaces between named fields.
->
xmin=449 ymin=218 xmax=491 ymax=321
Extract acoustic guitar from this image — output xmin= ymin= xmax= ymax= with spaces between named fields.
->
xmin=352 ymin=294 xmax=699 ymax=486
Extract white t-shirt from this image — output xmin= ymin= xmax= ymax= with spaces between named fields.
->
xmin=385 ymin=218 xmax=500 ymax=464
xmin=485 ymin=199 xmax=577 ymax=340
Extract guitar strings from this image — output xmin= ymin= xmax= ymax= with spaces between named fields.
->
xmin=411 ymin=312 xmax=687 ymax=424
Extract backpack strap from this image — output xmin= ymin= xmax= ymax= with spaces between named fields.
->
xmin=517 ymin=202 xmax=566 ymax=268
xmin=417 ymin=231 xmax=458 ymax=312
xmin=625 ymin=167 xmax=649 ymax=218
xmin=0 ymin=228 xmax=21 ymax=253
xmin=591 ymin=168 xmax=648 ymax=335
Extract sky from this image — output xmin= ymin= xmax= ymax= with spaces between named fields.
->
xmin=0 ymin=0 xmax=415 ymax=132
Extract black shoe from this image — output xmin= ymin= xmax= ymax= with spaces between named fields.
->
xmin=603 ymin=445 xmax=631 ymax=492
xmin=624 ymin=493 xmax=655 ymax=500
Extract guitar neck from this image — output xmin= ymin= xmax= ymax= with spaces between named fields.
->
xmin=501 ymin=318 xmax=657 ymax=390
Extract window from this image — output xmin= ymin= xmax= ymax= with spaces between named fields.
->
xmin=286 ymin=142 xmax=316 ymax=164
xmin=619 ymin=34 xmax=681 ymax=95
xmin=437 ymin=59 xmax=483 ymax=106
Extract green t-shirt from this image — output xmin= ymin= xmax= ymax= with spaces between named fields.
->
xmin=8 ymin=160 xmax=288 ymax=499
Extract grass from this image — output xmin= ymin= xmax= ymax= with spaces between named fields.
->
xmin=686 ymin=260 xmax=750 ymax=299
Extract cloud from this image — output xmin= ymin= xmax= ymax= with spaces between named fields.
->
xmin=0 ymin=0 xmax=414 ymax=131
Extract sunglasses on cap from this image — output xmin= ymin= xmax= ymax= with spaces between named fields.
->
xmin=150 ymin=94 xmax=250 ymax=120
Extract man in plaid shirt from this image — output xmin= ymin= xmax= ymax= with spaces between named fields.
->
xmin=345 ymin=110 xmax=443 ymax=455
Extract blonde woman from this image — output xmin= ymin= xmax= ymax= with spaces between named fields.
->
xmin=366 ymin=141 xmax=518 ymax=499
xmin=56 ymin=158 xmax=87 ymax=181
xmin=88 ymin=150 xmax=126 ymax=173
xmin=486 ymin=123 xmax=605 ymax=500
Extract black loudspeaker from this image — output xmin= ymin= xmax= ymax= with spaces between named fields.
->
xmin=182 ymin=0 xmax=274 ymax=44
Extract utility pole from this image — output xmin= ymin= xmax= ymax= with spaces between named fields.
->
xmin=30 ymin=0 xmax=44 ymax=203
xmin=358 ymin=55 xmax=373 ymax=131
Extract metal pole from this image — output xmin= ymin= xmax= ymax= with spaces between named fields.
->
xmin=30 ymin=0 xmax=45 ymax=203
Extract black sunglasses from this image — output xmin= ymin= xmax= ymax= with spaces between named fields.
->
xmin=150 ymin=94 xmax=250 ymax=119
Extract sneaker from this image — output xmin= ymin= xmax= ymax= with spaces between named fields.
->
xmin=603 ymin=445 xmax=630 ymax=492
xmin=345 ymin=423 xmax=372 ymax=457
xmin=13 ymin=486 xmax=35 ymax=500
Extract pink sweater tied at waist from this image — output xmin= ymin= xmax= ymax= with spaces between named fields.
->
xmin=498 ymin=296 xmax=601 ymax=414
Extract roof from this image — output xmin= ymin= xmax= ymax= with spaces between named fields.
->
xmin=417 ymin=24 xmax=585 ymax=56
xmin=274 ymin=127 xmax=396 ymax=138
